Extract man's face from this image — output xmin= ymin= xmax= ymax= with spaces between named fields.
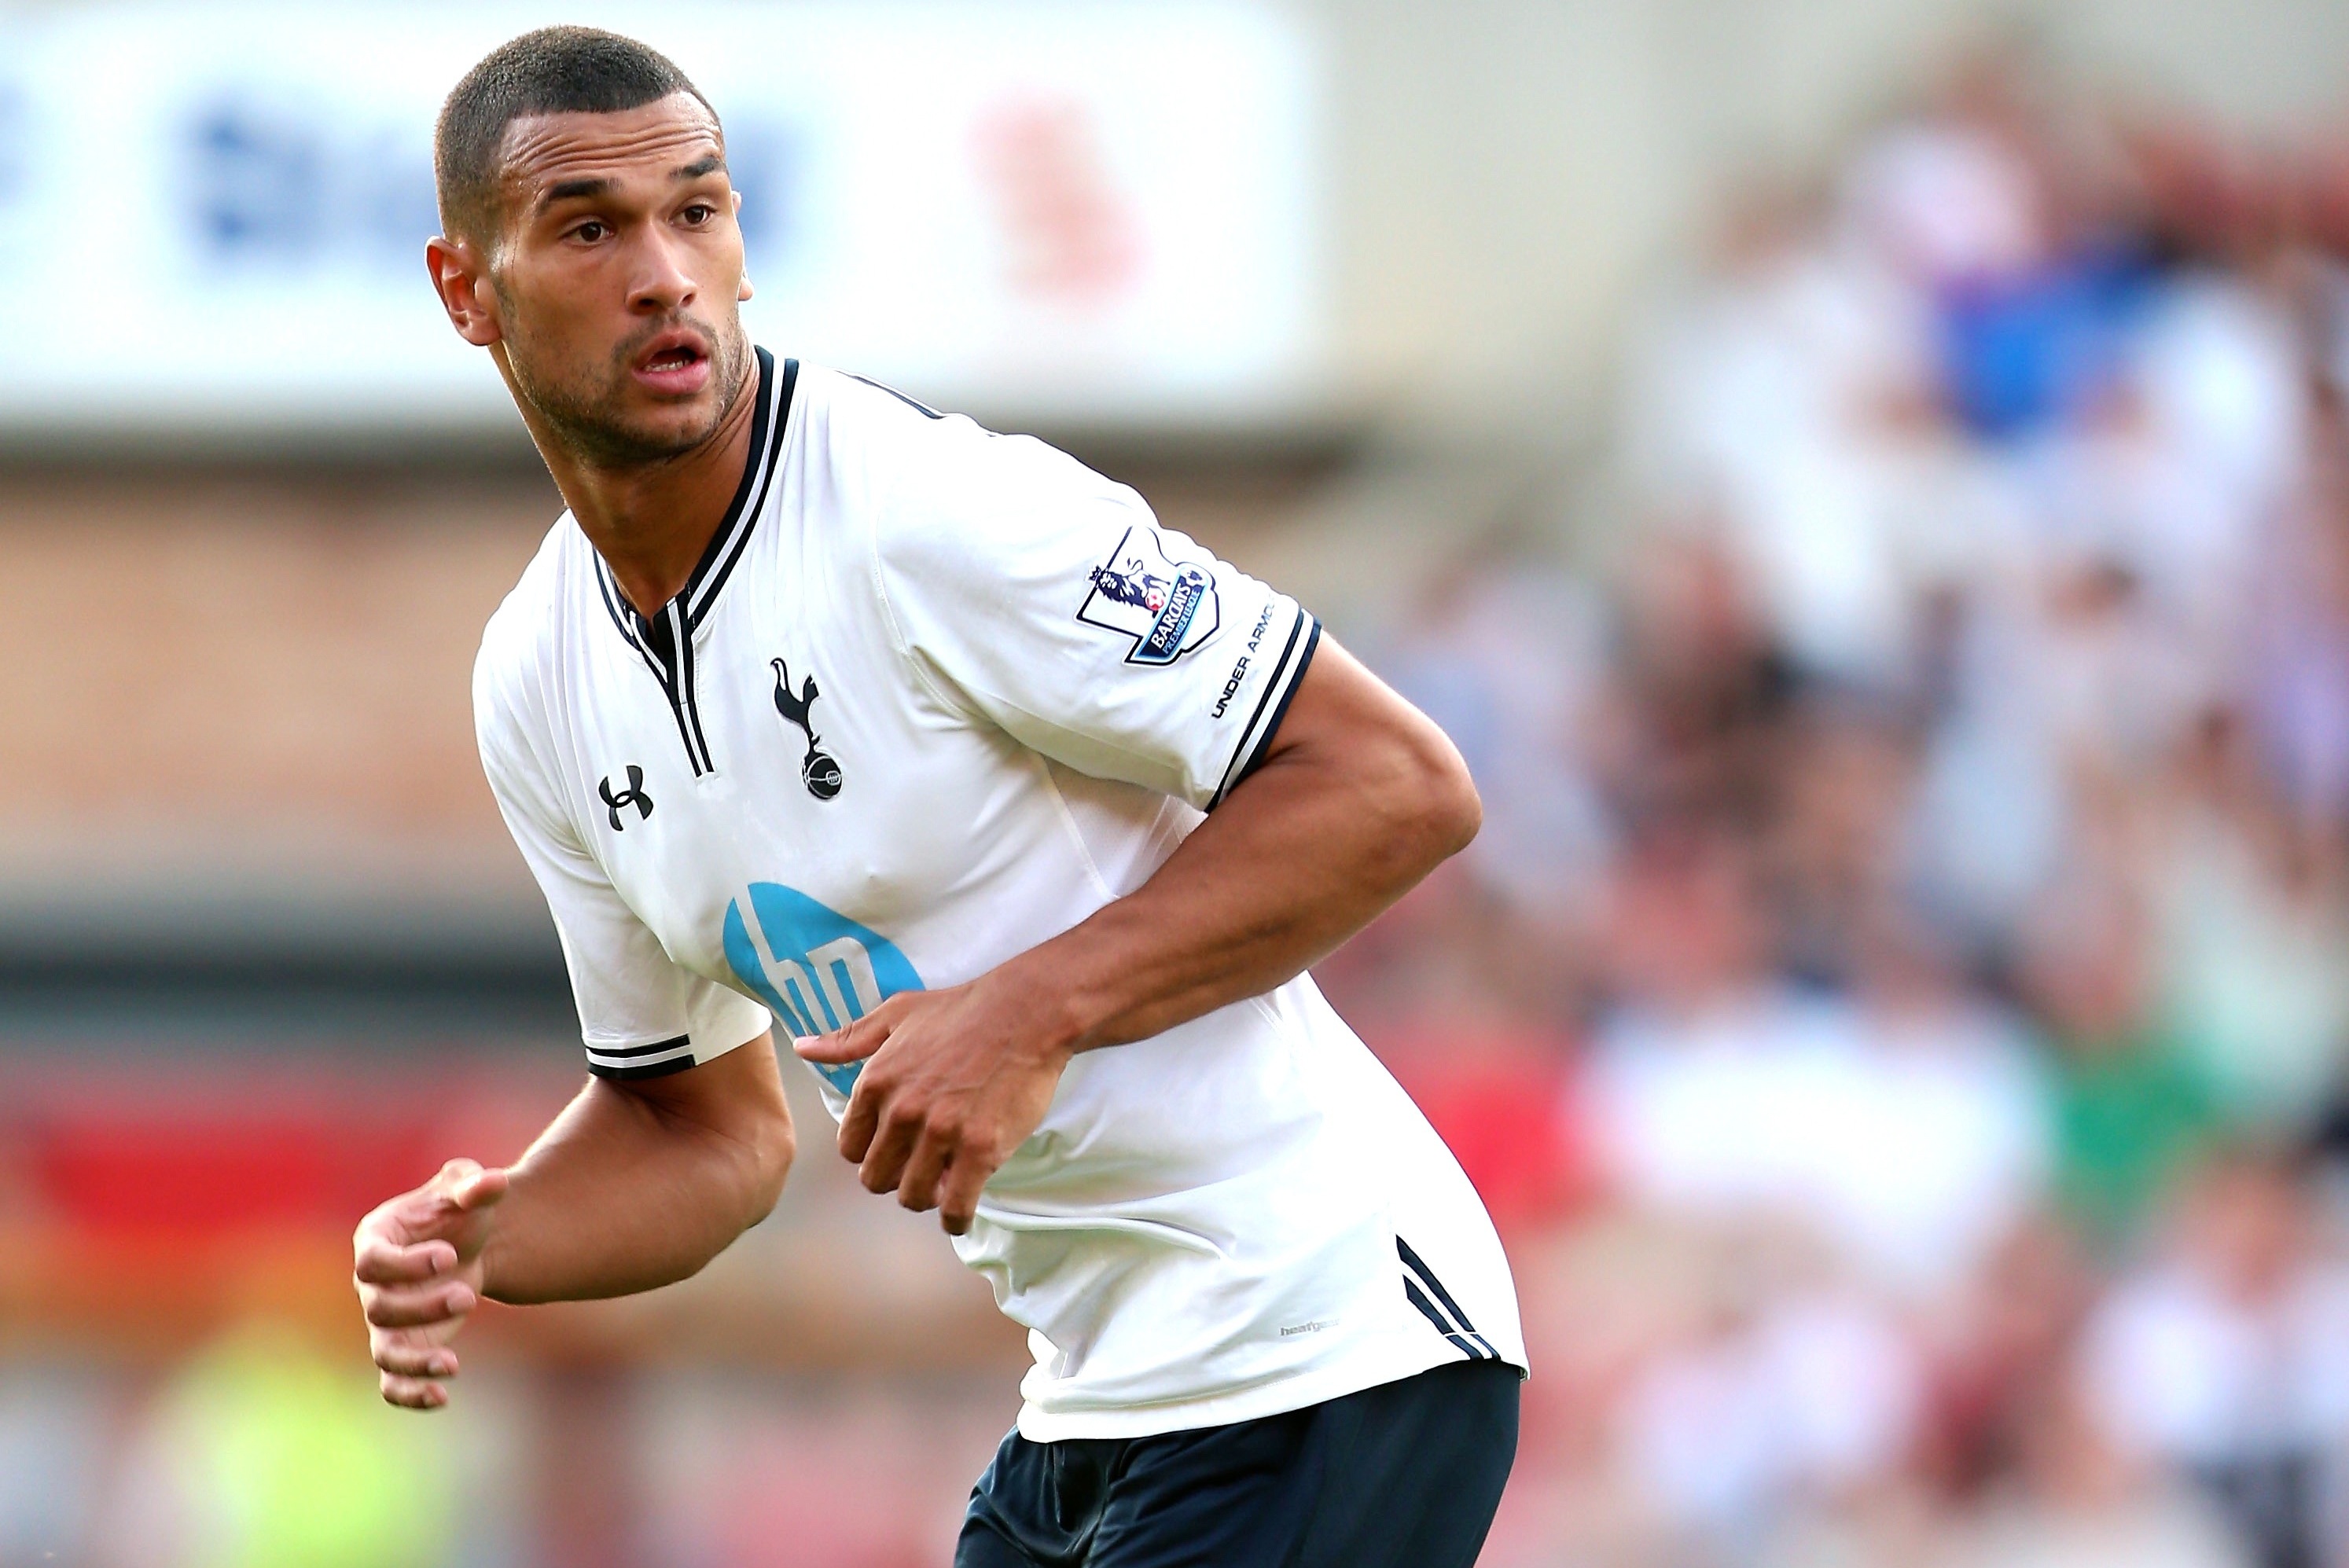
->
xmin=478 ymin=93 xmax=752 ymax=465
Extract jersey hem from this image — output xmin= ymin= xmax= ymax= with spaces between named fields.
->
xmin=1010 ymin=1333 xmax=1521 ymax=1445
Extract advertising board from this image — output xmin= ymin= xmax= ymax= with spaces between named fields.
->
xmin=0 ymin=2 xmax=1320 ymax=435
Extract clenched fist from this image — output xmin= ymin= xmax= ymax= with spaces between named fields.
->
xmin=351 ymin=1158 xmax=509 ymax=1409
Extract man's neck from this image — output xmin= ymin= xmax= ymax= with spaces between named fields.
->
xmin=535 ymin=358 xmax=762 ymax=619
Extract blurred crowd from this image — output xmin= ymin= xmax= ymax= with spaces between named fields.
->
xmin=1330 ymin=53 xmax=2349 ymax=1568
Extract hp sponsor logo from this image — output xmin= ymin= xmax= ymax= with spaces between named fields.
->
xmin=722 ymin=883 xmax=925 ymax=1094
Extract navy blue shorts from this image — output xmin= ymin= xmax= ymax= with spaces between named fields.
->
xmin=954 ymin=1359 xmax=1521 ymax=1568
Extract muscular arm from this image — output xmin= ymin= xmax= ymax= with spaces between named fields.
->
xmin=1018 ymin=637 xmax=1479 ymax=1045
xmin=483 ymin=1035 xmax=795 ymax=1302
xmin=800 ymin=637 xmax=1479 ymax=1232
xmin=352 ymin=1037 xmax=792 ymax=1408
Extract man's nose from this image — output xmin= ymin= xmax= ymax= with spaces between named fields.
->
xmin=627 ymin=230 xmax=697 ymax=314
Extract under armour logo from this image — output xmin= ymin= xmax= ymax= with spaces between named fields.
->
xmin=598 ymin=766 xmax=653 ymax=830
xmin=770 ymin=657 xmax=843 ymax=800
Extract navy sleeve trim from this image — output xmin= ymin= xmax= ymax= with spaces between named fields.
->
xmin=585 ymin=1033 xmax=696 ymax=1080
xmin=588 ymin=1055 xmax=699 ymax=1081
xmin=1209 ymin=613 xmax=1320 ymax=809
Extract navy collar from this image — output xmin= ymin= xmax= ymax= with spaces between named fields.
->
xmin=589 ymin=348 xmax=798 ymax=777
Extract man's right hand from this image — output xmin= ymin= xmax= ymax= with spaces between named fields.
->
xmin=352 ymin=1158 xmax=509 ymax=1410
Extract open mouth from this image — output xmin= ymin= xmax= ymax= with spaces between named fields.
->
xmin=641 ymin=342 xmax=704 ymax=373
xmin=631 ymin=329 xmax=715 ymax=391
xmin=634 ymin=326 xmax=714 ymax=389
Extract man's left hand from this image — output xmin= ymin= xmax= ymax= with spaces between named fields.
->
xmin=795 ymin=979 xmax=1072 ymax=1235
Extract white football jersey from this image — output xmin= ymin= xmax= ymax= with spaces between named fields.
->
xmin=474 ymin=350 xmax=1524 ymax=1439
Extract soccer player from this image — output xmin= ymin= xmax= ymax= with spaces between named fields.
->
xmin=352 ymin=28 xmax=1524 ymax=1566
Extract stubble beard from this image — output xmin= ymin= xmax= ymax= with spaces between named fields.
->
xmin=503 ymin=305 xmax=753 ymax=470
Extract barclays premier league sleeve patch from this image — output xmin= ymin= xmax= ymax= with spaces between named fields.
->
xmin=1076 ymin=527 xmax=1221 ymax=665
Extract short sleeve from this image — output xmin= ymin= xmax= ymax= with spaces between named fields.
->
xmin=474 ymin=642 xmax=770 ymax=1080
xmin=867 ymin=412 xmax=1318 ymax=810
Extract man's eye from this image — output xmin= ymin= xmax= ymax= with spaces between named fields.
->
xmin=572 ymin=220 xmax=608 ymax=243
xmin=681 ymin=204 xmax=715 ymax=225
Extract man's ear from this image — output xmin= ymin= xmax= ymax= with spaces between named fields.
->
xmin=733 ymin=189 xmax=755 ymax=302
xmin=426 ymin=236 xmax=504 ymax=347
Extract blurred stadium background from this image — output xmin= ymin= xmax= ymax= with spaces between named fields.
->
xmin=6 ymin=0 xmax=2349 ymax=1562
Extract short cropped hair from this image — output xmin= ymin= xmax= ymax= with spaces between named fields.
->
xmin=435 ymin=26 xmax=716 ymax=243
